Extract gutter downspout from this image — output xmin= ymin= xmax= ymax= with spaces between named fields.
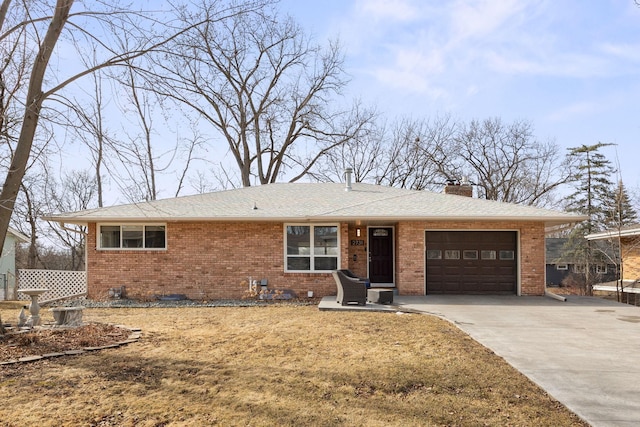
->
xmin=545 ymin=290 xmax=567 ymax=302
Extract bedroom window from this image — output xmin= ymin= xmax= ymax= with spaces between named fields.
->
xmin=98 ymin=224 xmax=166 ymax=250
xmin=285 ymin=224 xmax=338 ymax=272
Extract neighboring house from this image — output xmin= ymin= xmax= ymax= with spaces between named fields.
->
xmin=0 ymin=227 xmax=29 ymax=300
xmin=587 ymin=224 xmax=640 ymax=291
xmin=43 ymin=175 xmax=585 ymax=300
xmin=545 ymin=237 xmax=618 ymax=287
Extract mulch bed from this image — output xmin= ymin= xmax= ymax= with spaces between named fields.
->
xmin=0 ymin=323 xmax=132 ymax=362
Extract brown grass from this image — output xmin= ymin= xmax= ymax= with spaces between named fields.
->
xmin=0 ymin=306 xmax=586 ymax=426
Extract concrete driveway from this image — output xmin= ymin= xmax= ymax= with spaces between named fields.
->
xmin=394 ymin=295 xmax=640 ymax=427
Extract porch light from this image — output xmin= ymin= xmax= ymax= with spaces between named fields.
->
xmin=356 ymin=228 xmax=361 ymax=237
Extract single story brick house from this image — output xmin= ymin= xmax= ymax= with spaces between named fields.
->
xmin=45 ymin=177 xmax=585 ymax=300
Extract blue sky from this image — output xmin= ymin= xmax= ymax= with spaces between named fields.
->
xmin=279 ymin=0 xmax=640 ymax=191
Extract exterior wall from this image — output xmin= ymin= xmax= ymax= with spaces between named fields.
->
xmin=87 ymin=222 xmax=349 ymax=300
xmin=346 ymin=226 xmax=369 ymax=279
xmin=87 ymin=219 xmax=547 ymax=300
xmin=395 ymin=221 xmax=546 ymax=296
xmin=621 ymin=236 xmax=640 ymax=282
xmin=0 ymin=236 xmax=18 ymax=300
xmin=546 ymin=264 xmax=568 ymax=287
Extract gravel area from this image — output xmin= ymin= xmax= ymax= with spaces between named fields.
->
xmin=54 ymin=298 xmax=319 ymax=309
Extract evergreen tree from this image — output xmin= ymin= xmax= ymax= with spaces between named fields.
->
xmin=565 ymin=143 xmax=616 ymax=233
xmin=604 ymin=180 xmax=638 ymax=228
xmin=564 ymin=143 xmax=616 ymax=295
xmin=600 ymin=179 xmax=639 ymax=303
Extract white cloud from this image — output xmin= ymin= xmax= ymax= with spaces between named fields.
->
xmin=355 ymin=0 xmax=418 ymax=22
xmin=547 ymin=102 xmax=602 ymax=122
xmin=483 ymin=51 xmax=611 ymax=78
xmin=336 ymin=0 xmax=640 ymax=116
xmin=449 ymin=0 xmax=529 ymax=41
xmin=372 ymin=66 xmax=448 ymax=100
xmin=597 ymin=42 xmax=640 ymax=64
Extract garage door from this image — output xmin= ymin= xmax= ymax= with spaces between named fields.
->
xmin=425 ymin=231 xmax=517 ymax=294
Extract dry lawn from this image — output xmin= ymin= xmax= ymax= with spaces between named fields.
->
xmin=0 ymin=305 xmax=586 ymax=426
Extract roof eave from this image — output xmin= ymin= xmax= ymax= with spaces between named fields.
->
xmin=7 ymin=227 xmax=30 ymax=243
xmin=587 ymin=228 xmax=640 ymax=240
xmin=44 ymin=214 xmax=587 ymax=226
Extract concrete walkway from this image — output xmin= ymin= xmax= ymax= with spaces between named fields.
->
xmin=320 ymin=295 xmax=640 ymax=427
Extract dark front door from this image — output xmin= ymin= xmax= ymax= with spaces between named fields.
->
xmin=369 ymin=227 xmax=394 ymax=284
xmin=425 ymin=231 xmax=517 ymax=294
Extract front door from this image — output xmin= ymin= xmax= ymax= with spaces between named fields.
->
xmin=369 ymin=227 xmax=394 ymax=285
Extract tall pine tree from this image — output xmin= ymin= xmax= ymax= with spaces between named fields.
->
xmin=564 ymin=143 xmax=616 ymax=295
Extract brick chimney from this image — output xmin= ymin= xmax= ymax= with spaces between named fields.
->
xmin=444 ymin=177 xmax=473 ymax=197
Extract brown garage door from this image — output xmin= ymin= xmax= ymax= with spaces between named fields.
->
xmin=425 ymin=231 xmax=517 ymax=294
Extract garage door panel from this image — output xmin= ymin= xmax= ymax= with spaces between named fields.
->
xmin=426 ymin=231 xmax=517 ymax=295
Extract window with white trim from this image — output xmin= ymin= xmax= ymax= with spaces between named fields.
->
xmin=98 ymin=224 xmax=166 ymax=250
xmin=573 ymin=264 xmax=586 ymax=273
xmin=596 ymin=264 xmax=607 ymax=274
xmin=285 ymin=224 xmax=338 ymax=272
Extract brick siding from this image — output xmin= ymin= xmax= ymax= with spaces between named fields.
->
xmin=86 ymin=220 xmax=546 ymax=300
xmin=621 ymin=237 xmax=640 ymax=281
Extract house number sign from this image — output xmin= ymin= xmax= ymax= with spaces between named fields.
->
xmin=350 ymin=239 xmax=365 ymax=246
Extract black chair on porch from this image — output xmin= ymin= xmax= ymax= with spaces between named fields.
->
xmin=332 ymin=270 xmax=367 ymax=306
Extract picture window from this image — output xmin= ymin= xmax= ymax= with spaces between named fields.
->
xmin=286 ymin=224 xmax=338 ymax=272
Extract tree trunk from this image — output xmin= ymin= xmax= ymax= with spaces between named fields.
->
xmin=0 ymin=0 xmax=73 ymax=249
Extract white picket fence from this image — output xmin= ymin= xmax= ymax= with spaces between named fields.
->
xmin=17 ymin=269 xmax=87 ymax=303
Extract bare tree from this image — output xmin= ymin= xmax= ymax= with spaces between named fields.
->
xmin=0 ymin=0 xmax=259 ymax=253
xmin=15 ymin=173 xmax=47 ymax=268
xmin=306 ymin=103 xmax=381 ymax=183
xmin=65 ymin=69 xmax=112 ymax=207
xmin=455 ymin=118 xmax=572 ymax=206
xmin=173 ymin=130 xmax=208 ymax=197
xmin=45 ymin=169 xmax=97 ymax=270
xmin=110 ymin=66 xmax=163 ymax=202
xmin=376 ymin=115 xmax=458 ymax=190
xmin=311 ymin=114 xmax=458 ymax=189
xmin=151 ymin=3 xmax=372 ymax=187
xmin=0 ymin=0 xmax=79 ymax=260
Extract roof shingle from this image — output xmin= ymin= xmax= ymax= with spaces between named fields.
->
xmin=44 ymin=182 xmax=586 ymax=225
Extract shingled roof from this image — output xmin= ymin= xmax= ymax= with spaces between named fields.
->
xmin=43 ymin=182 xmax=586 ymax=226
